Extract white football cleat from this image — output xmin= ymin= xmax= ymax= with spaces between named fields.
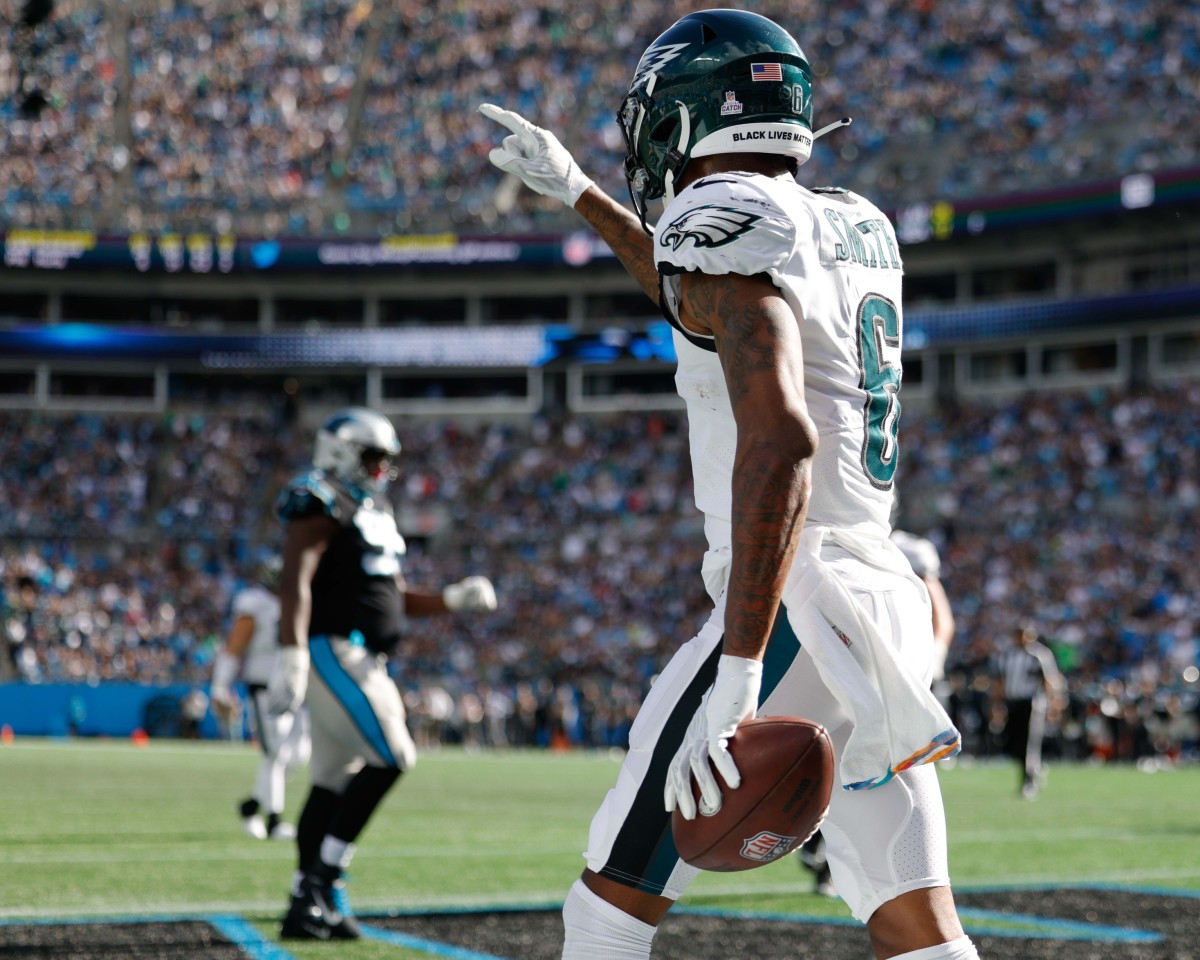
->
xmin=269 ymin=821 xmax=297 ymax=841
xmin=243 ymin=813 xmax=268 ymax=840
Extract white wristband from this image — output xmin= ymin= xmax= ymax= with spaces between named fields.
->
xmin=716 ymin=653 xmax=763 ymax=685
xmin=211 ymin=650 xmax=239 ymax=698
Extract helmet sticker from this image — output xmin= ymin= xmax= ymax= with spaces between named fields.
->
xmin=720 ymin=92 xmax=744 ymax=117
xmin=787 ymin=83 xmax=810 ymax=116
xmin=750 ymin=63 xmax=784 ymax=82
xmin=632 ymin=41 xmax=691 ymax=85
xmin=658 ymin=204 xmax=762 ymax=252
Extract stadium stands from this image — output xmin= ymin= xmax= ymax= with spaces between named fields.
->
xmin=1 ymin=393 xmax=1197 ymax=762
xmin=3 ymin=0 xmax=1198 ymax=235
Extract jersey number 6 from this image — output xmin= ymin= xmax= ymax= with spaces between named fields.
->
xmin=856 ymin=294 xmax=901 ymax=489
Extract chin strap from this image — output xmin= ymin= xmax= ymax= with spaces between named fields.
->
xmin=662 ymin=100 xmax=691 ymax=205
xmin=813 ymin=116 xmax=853 ymax=140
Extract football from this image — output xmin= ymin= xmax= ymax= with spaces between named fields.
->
xmin=671 ymin=716 xmax=833 ymax=872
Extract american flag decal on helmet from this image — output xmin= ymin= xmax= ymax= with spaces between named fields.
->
xmin=751 ymin=62 xmax=783 ymax=81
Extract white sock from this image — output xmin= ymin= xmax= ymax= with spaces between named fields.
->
xmin=891 ymin=936 xmax=979 ymax=959
xmin=561 ymin=879 xmax=656 ymax=960
xmin=319 ymin=837 xmax=356 ymax=871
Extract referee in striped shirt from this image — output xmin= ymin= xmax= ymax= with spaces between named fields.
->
xmin=993 ymin=624 xmax=1065 ymax=798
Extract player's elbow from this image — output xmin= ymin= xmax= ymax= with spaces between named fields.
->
xmin=733 ymin=387 xmax=818 ymax=486
xmin=737 ymin=407 xmax=818 ymax=493
xmin=766 ymin=404 xmax=819 ymax=466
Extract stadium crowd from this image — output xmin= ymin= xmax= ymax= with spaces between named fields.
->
xmin=3 ymin=0 xmax=1198 ymax=236
xmin=2 ymin=384 xmax=1199 ymax=764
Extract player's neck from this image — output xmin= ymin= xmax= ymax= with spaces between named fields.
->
xmin=679 ymin=153 xmax=795 ymax=189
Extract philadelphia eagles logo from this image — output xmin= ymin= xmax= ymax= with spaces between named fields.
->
xmin=658 ymin=205 xmax=761 ymax=251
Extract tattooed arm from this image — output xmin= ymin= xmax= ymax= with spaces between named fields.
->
xmin=662 ymin=268 xmax=817 ymax=820
xmin=574 ymin=187 xmax=660 ymax=305
xmin=679 ymin=270 xmax=817 ymax=660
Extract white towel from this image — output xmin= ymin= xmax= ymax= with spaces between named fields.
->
xmin=783 ymin=527 xmax=961 ymax=791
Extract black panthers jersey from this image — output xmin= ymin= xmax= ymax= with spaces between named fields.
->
xmin=276 ymin=470 xmax=406 ymax=653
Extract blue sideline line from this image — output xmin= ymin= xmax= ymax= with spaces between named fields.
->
xmin=956 ymin=907 xmax=1163 ymax=943
xmin=1086 ymin=883 xmax=1200 ymax=899
xmin=674 ymin=904 xmax=1163 ymax=944
xmin=208 ymin=915 xmax=296 ymax=960
xmin=1 ymin=885 xmax=1188 ymax=952
xmin=362 ymin=924 xmax=513 ymax=959
xmin=0 ymin=910 xmax=523 ymax=958
xmin=0 ymin=913 xmax=300 ymax=958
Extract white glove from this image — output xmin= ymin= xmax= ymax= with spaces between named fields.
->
xmin=664 ymin=655 xmax=763 ymax=821
xmin=478 ymin=103 xmax=594 ymax=208
xmin=209 ymin=650 xmax=239 ymax=706
xmin=266 ymin=646 xmax=309 ymax=715
xmin=443 ymin=576 xmax=498 ymax=613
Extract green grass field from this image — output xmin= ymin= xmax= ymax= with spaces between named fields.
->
xmin=1 ymin=739 xmax=1197 ymax=959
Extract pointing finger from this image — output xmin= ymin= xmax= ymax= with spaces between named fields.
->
xmin=478 ymin=103 xmax=537 ymax=140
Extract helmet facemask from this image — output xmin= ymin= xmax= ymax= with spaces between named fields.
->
xmin=358 ymin=447 xmax=399 ymax=492
xmin=619 ymin=74 xmax=686 ymax=233
xmin=313 ymin=408 xmax=402 ymax=494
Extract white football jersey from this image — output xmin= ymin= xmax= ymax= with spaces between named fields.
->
xmin=231 ymin=584 xmax=282 ymax=685
xmin=656 ymin=171 xmax=904 ymax=572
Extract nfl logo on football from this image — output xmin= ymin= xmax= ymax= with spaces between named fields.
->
xmin=720 ymin=91 xmax=743 ymax=116
xmin=740 ymin=830 xmax=797 ymax=863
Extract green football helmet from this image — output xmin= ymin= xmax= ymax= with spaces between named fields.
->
xmin=618 ymin=9 xmax=816 ymax=232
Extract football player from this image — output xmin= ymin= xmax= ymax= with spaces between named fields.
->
xmin=269 ymin=407 xmax=497 ymax=940
xmin=482 ymin=10 xmax=978 ymax=960
xmin=210 ymin=554 xmax=309 ymax=841
xmin=891 ymin=529 xmax=956 ymax=685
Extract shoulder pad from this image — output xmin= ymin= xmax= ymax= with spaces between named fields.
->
xmin=655 ymin=174 xmax=796 ymax=279
xmin=276 ymin=470 xmax=342 ymax=523
xmin=811 ymin=185 xmax=849 ymax=195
